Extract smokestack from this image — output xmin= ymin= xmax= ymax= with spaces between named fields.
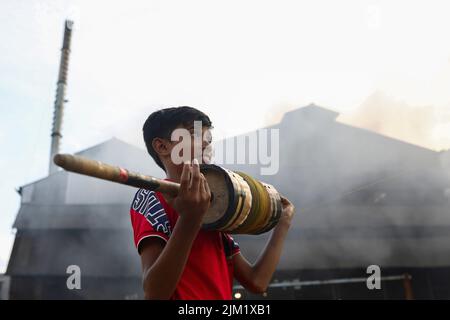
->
xmin=49 ymin=20 xmax=73 ymax=175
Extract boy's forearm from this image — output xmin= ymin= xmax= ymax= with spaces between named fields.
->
xmin=143 ymin=216 xmax=201 ymax=299
xmin=250 ymin=221 xmax=291 ymax=290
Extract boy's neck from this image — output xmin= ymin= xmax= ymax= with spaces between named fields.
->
xmin=165 ymin=166 xmax=183 ymax=183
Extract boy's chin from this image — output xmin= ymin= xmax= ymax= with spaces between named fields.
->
xmin=202 ymin=154 xmax=212 ymax=164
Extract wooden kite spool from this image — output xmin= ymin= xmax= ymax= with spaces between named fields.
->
xmin=200 ymin=164 xmax=282 ymax=234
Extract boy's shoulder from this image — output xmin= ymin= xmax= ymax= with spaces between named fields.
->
xmin=131 ymin=188 xmax=176 ymax=223
xmin=129 ymin=188 xmax=174 ymax=246
xmin=131 ymin=188 xmax=175 ymax=214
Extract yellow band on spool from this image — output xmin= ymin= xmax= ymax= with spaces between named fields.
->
xmin=250 ymin=179 xmax=272 ymax=234
xmin=254 ymin=183 xmax=282 ymax=234
xmin=232 ymin=172 xmax=271 ymax=234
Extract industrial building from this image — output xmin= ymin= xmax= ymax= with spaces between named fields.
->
xmin=6 ymin=104 xmax=450 ymax=299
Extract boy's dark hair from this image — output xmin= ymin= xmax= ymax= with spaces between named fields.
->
xmin=143 ymin=106 xmax=212 ymax=171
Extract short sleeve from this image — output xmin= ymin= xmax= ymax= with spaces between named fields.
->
xmin=222 ymin=233 xmax=240 ymax=259
xmin=130 ymin=189 xmax=172 ymax=253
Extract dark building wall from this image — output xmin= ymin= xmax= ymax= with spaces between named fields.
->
xmin=7 ymin=229 xmax=143 ymax=299
xmin=240 ymin=267 xmax=450 ymax=300
xmin=9 ymin=276 xmax=142 ymax=300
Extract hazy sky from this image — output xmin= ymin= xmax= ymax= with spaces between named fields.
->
xmin=1 ymin=0 xmax=449 ymax=272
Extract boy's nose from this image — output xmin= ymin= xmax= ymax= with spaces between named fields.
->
xmin=202 ymin=139 xmax=211 ymax=148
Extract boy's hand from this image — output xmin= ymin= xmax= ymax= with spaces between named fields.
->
xmin=167 ymin=159 xmax=211 ymax=228
xmin=277 ymin=196 xmax=295 ymax=228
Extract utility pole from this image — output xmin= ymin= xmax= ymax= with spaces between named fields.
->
xmin=49 ymin=20 xmax=73 ymax=175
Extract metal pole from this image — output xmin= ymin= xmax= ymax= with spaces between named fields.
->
xmin=233 ymin=274 xmax=408 ymax=290
xmin=403 ymin=273 xmax=414 ymax=300
xmin=49 ymin=20 xmax=73 ymax=175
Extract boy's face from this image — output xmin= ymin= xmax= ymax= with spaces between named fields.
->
xmin=166 ymin=124 xmax=213 ymax=166
xmin=188 ymin=125 xmax=213 ymax=164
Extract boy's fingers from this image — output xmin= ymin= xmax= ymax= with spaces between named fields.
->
xmin=190 ymin=158 xmax=201 ymax=191
xmin=199 ymin=176 xmax=205 ymax=195
xmin=203 ymin=177 xmax=211 ymax=199
xmin=201 ymin=174 xmax=209 ymax=192
xmin=200 ymin=174 xmax=207 ymax=193
xmin=164 ymin=194 xmax=175 ymax=206
xmin=180 ymin=161 xmax=191 ymax=193
xmin=280 ymin=196 xmax=293 ymax=208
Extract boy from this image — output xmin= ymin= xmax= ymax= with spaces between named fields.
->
xmin=129 ymin=106 xmax=295 ymax=300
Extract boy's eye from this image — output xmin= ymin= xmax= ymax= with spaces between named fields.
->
xmin=188 ymin=129 xmax=212 ymax=143
xmin=204 ymin=131 xmax=213 ymax=143
xmin=190 ymin=131 xmax=202 ymax=137
xmin=189 ymin=131 xmax=209 ymax=138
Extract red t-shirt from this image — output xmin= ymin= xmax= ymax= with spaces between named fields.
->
xmin=129 ymin=188 xmax=240 ymax=300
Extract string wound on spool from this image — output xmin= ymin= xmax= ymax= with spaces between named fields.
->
xmin=199 ymin=164 xmax=281 ymax=235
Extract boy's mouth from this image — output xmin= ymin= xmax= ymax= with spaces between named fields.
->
xmin=202 ymin=152 xmax=212 ymax=164
xmin=202 ymin=147 xmax=212 ymax=164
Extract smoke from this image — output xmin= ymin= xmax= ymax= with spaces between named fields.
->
xmin=264 ymin=103 xmax=303 ymax=127
xmin=228 ymin=100 xmax=450 ymax=273
xmin=338 ymin=91 xmax=450 ymax=151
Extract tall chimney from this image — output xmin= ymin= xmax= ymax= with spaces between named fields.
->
xmin=49 ymin=20 xmax=73 ymax=175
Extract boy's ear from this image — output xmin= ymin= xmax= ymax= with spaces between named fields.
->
xmin=152 ymin=138 xmax=172 ymax=156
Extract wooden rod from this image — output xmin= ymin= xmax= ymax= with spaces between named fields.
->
xmin=53 ymin=153 xmax=180 ymax=197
